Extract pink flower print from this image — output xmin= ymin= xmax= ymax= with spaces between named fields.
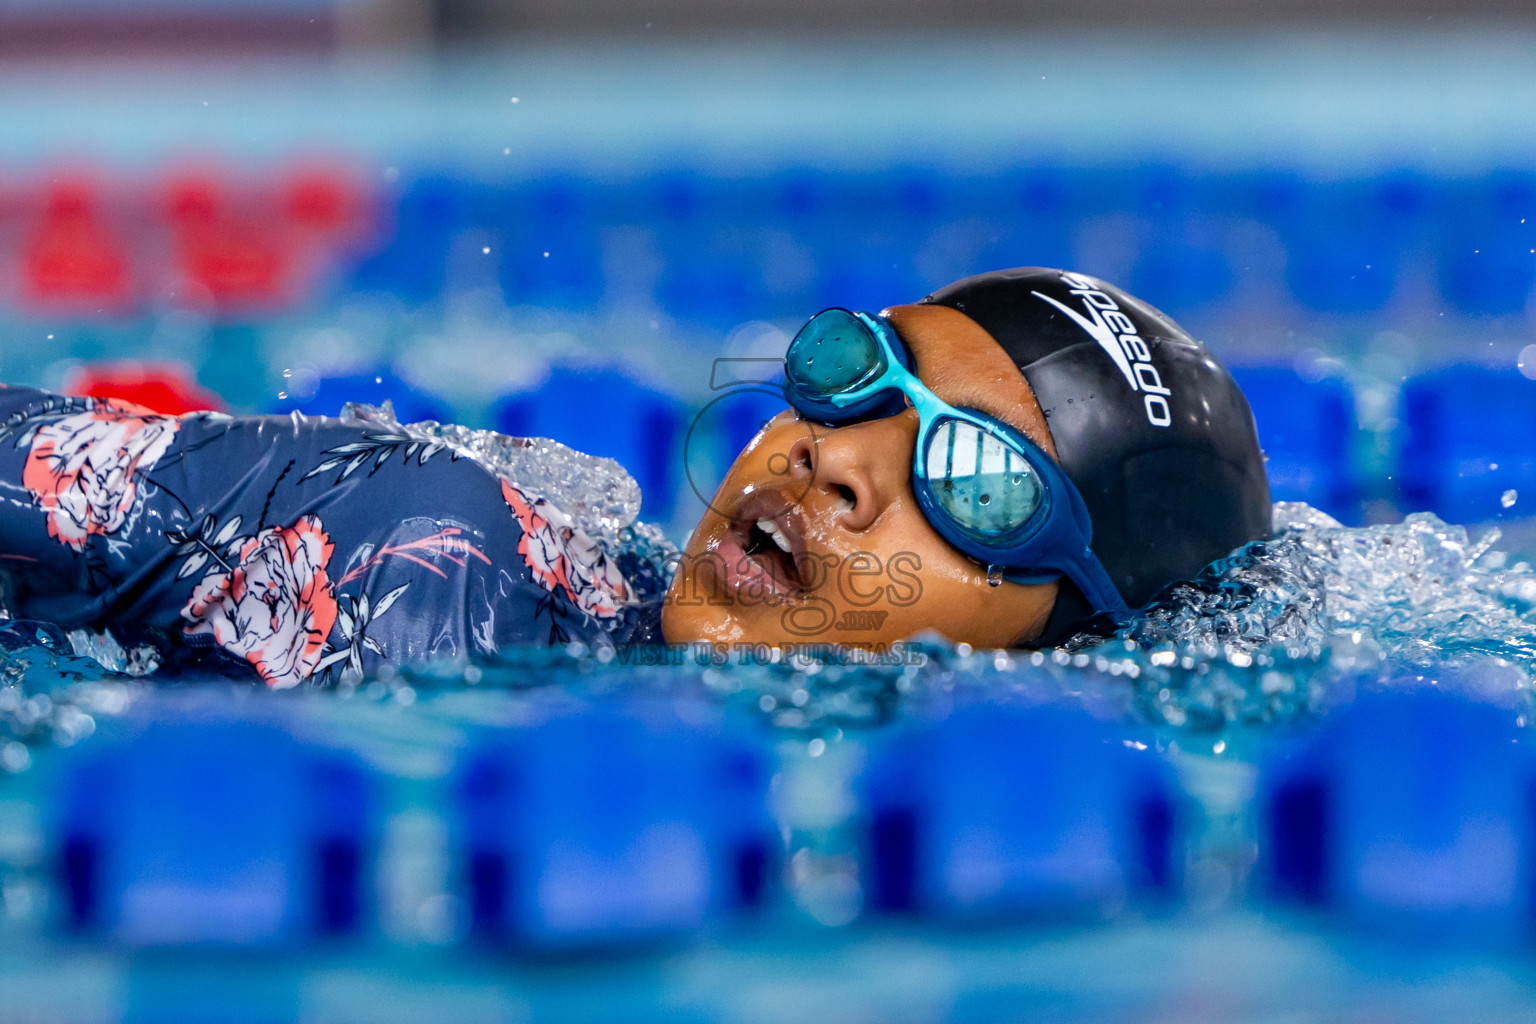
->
xmin=502 ymin=480 xmax=632 ymax=619
xmin=21 ymin=400 xmax=179 ymax=550
xmin=182 ymin=515 xmax=338 ymax=689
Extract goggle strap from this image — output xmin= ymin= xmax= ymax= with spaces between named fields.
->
xmin=1066 ymin=550 xmax=1130 ymax=616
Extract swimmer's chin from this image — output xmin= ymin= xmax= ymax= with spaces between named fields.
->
xmin=680 ymin=619 xmax=746 ymax=645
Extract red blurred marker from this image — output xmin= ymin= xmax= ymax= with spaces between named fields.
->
xmin=284 ymin=170 xmax=361 ymax=232
xmin=23 ymin=180 xmax=130 ymax=308
xmin=165 ymin=172 xmax=292 ymax=308
xmin=64 ymin=362 xmax=226 ymax=415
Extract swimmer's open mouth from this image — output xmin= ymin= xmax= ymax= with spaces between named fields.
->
xmin=715 ymin=495 xmax=808 ymax=599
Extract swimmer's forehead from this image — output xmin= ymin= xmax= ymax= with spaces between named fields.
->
xmin=881 ymin=304 xmax=1058 ymax=460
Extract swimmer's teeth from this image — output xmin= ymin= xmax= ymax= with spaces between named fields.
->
xmin=757 ymin=519 xmax=793 ymax=554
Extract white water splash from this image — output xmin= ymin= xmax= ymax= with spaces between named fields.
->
xmin=340 ymin=401 xmax=643 ymax=540
xmin=1125 ymin=503 xmax=1536 ymax=669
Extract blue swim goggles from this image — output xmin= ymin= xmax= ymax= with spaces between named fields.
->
xmin=783 ymin=308 xmax=1129 ymax=617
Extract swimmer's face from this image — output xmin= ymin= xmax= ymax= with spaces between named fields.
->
xmin=662 ymin=304 xmax=1059 ymax=649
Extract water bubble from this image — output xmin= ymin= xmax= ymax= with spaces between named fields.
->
xmin=1 ymin=742 xmax=30 ymax=773
xmin=1519 ymin=343 xmax=1536 ymax=380
xmin=1504 ymin=489 xmax=1519 ymax=508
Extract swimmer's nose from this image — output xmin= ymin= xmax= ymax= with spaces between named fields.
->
xmin=788 ymin=418 xmax=908 ymax=533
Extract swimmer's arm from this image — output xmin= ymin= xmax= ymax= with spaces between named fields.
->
xmin=0 ymin=384 xmax=647 ymax=667
xmin=0 ymin=386 xmax=196 ymax=624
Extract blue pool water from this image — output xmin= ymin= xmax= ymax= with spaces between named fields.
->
xmin=3 ymin=493 xmax=1536 ymax=1020
xmin=13 ymin=496 xmax=1530 ymax=755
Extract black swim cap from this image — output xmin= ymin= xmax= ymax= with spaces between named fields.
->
xmin=921 ymin=267 xmax=1271 ymax=640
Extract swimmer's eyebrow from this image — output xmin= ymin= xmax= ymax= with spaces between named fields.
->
xmin=882 ymin=304 xmax=1059 ymax=460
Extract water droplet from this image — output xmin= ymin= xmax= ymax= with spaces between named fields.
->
xmin=978 ymin=494 xmax=991 ymax=505
xmin=1504 ymin=489 xmax=1519 ymax=508
xmin=1 ymin=741 xmax=30 ymax=773
xmin=986 ymin=564 xmax=1003 ymax=587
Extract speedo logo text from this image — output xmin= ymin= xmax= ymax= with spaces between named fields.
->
xmin=1031 ymin=271 xmax=1173 ymax=428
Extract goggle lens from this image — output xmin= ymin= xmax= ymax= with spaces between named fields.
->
xmin=924 ymin=417 xmax=1043 ymax=537
xmin=785 ymin=308 xmax=888 ymax=400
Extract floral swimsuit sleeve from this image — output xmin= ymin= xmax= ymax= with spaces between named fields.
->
xmin=0 ymin=386 xmax=656 ymax=688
